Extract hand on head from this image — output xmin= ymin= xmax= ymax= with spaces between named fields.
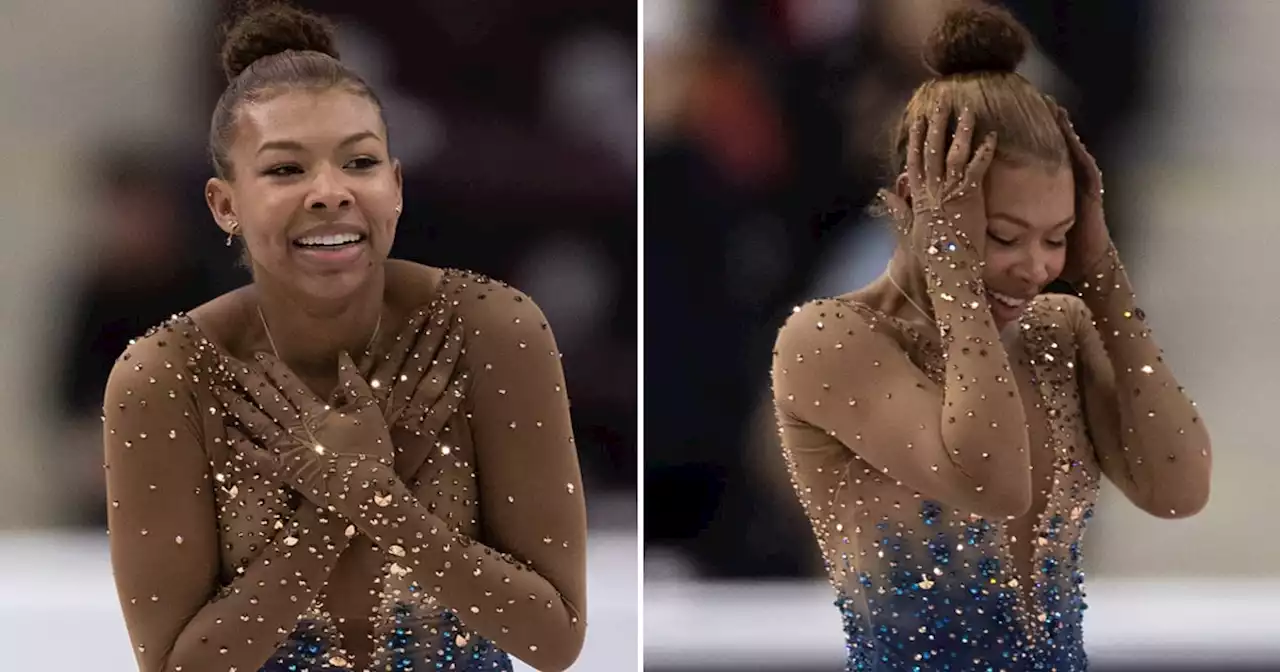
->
xmin=879 ymin=105 xmax=998 ymax=276
xmin=1049 ymin=102 xmax=1114 ymax=283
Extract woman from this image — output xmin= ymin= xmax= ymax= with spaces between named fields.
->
xmin=102 ymin=4 xmax=587 ymax=671
xmin=770 ymin=6 xmax=1210 ymax=671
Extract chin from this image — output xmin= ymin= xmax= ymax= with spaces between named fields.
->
xmin=263 ymin=256 xmax=383 ymax=303
xmin=306 ymin=263 xmax=383 ymax=296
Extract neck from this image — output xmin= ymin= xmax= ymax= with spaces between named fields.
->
xmin=883 ymin=244 xmax=935 ymax=325
xmin=251 ymin=268 xmax=386 ymax=375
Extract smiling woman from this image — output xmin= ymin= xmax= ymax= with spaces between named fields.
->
xmin=102 ymin=3 xmax=588 ymax=672
xmin=770 ymin=4 xmax=1211 ymax=671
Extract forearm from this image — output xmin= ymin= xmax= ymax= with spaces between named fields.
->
xmin=160 ymin=506 xmax=352 ymax=671
xmin=1080 ymin=249 xmax=1212 ymax=512
xmin=928 ymin=263 xmax=1033 ymax=492
xmin=332 ymin=459 xmax=584 ymax=672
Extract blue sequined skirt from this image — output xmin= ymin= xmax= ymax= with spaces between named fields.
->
xmin=836 ymin=586 xmax=1087 ymax=672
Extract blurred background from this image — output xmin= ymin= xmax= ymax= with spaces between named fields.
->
xmin=644 ymin=0 xmax=1280 ymax=670
xmin=0 ymin=1 xmax=636 ymax=669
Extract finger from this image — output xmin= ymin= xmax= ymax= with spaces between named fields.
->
xmin=369 ymin=305 xmax=435 ymax=376
xmin=1054 ymin=106 xmax=1103 ymax=193
xmin=877 ymin=189 xmax=910 ymax=230
xmin=224 ymin=427 xmax=297 ymax=490
xmin=924 ymin=104 xmax=949 ymax=189
xmin=905 ymin=116 xmax=927 ymax=197
xmin=403 ymin=371 xmax=470 ymax=439
xmin=335 ymin=351 xmax=377 ymax=408
xmin=1053 ymin=105 xmax=1087 ymax=160
xmin=944 ymin=107 xmax=976 ymax=191
xmin=253 ymin=352 xmax=319 ymax=419
xmin=393 ymin=379 xmax=467 ymax=482
xmin=224 ymin=426 xmax=268 ymax=464
xmin=386 ymin=311 xmax=461 ymax=421
xmin=222 ymin=355 xmax=302 ymax=427
xmin=223 ymin=426 xmax=267 ymax=480
xmin=355 ymin=347 xmax=378 ymax=380
xmin=962 ymin=132 xmax=999 ymax=190
xmin=221 ymin=354 xmax=278 ymax=399
xmin=214 ymin=384 xmax=287 ymax=442
xmin=369 ymin=306 xmax=436 ymax=401
xmin=402 ymin=324 xmax=466 ymax=417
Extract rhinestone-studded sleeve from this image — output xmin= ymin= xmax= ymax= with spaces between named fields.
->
xmin=104 ymin=323 xmax=356 ymax=672
xmin=771 ymin=298 xmax=1035 ymax=518
xmin=1073 ymin=254 xmax=1212 ymax=517
xmin=321 ymin=280 xmax=588 ymax=671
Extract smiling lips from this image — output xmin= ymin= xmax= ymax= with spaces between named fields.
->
xmin=291 ymin=222 xmax=367 ymax=250
xmin=988 ymin=289 xmax=1030 ymax=310
xmin=289 ymin=224 xmax=368 ymax=267
xmin=295 ymin=232 xmax=365 ymax=248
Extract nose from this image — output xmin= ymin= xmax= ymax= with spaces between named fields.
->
xmin=1011 ymin=249 xmax=1053 ymax=288
xmin=304 ymin=164 xmax=353 ymax=212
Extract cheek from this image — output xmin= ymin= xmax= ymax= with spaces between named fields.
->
xmin=981 ymin=247 xmax=1018 ymax=276
xmin=1045 ymin=247 xmax=1067 ymax=275
xmin=368 ymin=188 xmax=402 ymax=231
xmin=243 ymin=199 xmax=294 ymax=243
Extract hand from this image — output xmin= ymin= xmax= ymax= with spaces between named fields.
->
xmin=1053 ymin=103 xmax=1116 ymax=283
xmin=214 ymin=351 xmax=394 ymax=511
xmin=879 ymin=105 xmax=998 ymax=275
xmin=360 ymin=300 xmax=470 ymax=439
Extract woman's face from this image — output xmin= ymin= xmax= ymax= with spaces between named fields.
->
xmin=980 ymin=159 xmax=1075 ymax=326
xmin=209 ymin=88 xmax=402 ymax=301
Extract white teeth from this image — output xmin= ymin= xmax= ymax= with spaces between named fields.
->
xmin=296 ymin=232 xmax=363 ymax=247
xmin=988 ymin=290 xmax=1028 ymax=308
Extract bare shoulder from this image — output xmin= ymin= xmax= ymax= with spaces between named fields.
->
xmin=183 ymin=287 xmax=257 ymax=356
xmin=385 ymin=260 xmax=547 ymax=327
xmin=104 ymin=311 xmax=214 ymax=405
xmin=438 ymin=268 xmax=549 ymax=328
xmin=771 ymin=296 xmax=913 ymax=407
xmin=105 ymin=287 xmax=256 ymax=405
xmin=383 ymin=259 xmax=447 ymax=311
xmin=774 ymin=296 xmax=905 ymax=359
xmin=386 ymin=264 xmax=558 ymax=367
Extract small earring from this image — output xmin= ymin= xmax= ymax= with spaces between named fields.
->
xmin=394 ymin=204 xmax=402 ymax=214
xmin=225 ymin=220 xmax=239 ymax=247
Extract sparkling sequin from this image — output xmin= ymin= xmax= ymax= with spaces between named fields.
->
xmin=103 ymin=268 xmax=587 ymax=672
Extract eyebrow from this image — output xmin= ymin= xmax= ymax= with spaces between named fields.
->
xmin=257 ymin=131 xmax=381 ymax=155
xmin=989 ymin=212 xmax=1076 ymax=230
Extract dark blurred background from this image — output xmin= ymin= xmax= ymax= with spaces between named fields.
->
xmin=0 ymin=2 xmax=636 ymax=668
xmin=643 ymin=0 xmax=1279 ymax=670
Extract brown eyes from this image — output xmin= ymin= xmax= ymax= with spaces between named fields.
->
xmin=263 ymin=165 xmax=303 ymax=177
xmin=261 ymin=157 xmax=382 ymax=178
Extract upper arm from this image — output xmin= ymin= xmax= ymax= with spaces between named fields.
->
xmin=771 ymin=300 xmax=1016 ymax=515
xmin=103 ymin=332 xmax=221 ymax=669
xmin=460 ymin=283 xmax=588 ymax=615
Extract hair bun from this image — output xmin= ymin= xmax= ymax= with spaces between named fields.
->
xmin=220 ymin=1 xmax=339 ymax=82
xmin=924 ymin=5 xmax=1029 ymax=77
